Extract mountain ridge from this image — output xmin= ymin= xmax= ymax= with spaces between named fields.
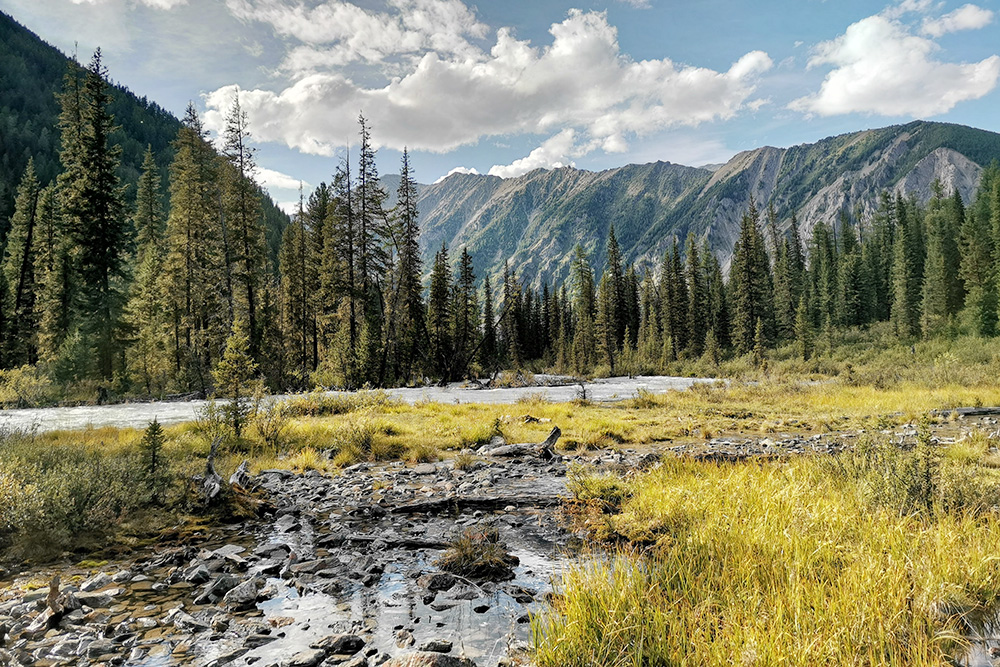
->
xmin=408 ymin=120 xmax=1000 ymax=283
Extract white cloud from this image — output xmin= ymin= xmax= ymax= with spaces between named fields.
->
xmin=789 ymin=11 xmax=1000 ymax=117
xmin=433 ymin=166 xmax=480 ymax=183
xmin=489 ymin=129 xmax=580 ymax=179
xmin=257 ymin=167 xmax=308 ymax=190
xmin=617 ymin=0 xmax=651 ymax=8
xmin=204 ymin=7 xmax=772 ymax=165
xmin=922 ymin=3 xmax=993 ymax=36
xmin=226 ymin=0 xmax=487 ymax=73
xmin=68 ymin=0 xmax=188 ymax=7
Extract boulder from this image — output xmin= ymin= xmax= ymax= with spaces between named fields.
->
xmin=381 ymin=652 xmax=476 ymax=667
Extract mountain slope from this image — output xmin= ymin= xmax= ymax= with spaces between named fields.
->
xmin=416 ymin=121 xmax=1000 ymax=283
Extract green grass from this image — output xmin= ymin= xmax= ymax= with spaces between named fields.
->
xmin=535 ymin=434 xmax=1000 ymax=666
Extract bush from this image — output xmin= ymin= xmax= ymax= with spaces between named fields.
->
xmin=0 ymin=365 xmax=53 ymax=408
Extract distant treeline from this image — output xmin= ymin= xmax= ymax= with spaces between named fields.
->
xmin=2 ymin=49 xmax=1000 ymax=400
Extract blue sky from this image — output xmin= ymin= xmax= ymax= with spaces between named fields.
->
xmin=2 ymin=0 xmax=999 ymax=211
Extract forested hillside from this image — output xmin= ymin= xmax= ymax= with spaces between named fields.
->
xmin=413 ymin=121 xmax=1000 ymax=285
xmin=0 ymin=11 xmax=288 ymax=261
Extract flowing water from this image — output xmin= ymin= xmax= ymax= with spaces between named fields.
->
xmin=0 ymin=375 xmax=714 ymax=433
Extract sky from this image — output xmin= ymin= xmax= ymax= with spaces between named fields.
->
xmin=2 ymin=0 xmax=1000 ymax=212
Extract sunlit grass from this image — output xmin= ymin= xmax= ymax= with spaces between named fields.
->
xmin=537 ymin=442 xmax=1000 ymax=666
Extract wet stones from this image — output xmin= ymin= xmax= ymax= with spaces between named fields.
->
xmin=381 ymin=652 xmax=476 ymax=667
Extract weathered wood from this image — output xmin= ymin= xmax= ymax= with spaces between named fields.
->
xmin=389 ymin=494 xmax=564 ymax=515
xmin=481 ymin=426 xmax=560 ymax=459
xmin=203 ymin=437 xmax=224 ymax=502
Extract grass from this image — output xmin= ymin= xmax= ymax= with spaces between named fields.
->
xmin=534 ymin=433 xmax=1000 ymax=667
xmin=437 ymin=522 xmax=518 ymax=580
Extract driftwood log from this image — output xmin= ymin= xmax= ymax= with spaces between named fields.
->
xmin=480 ymin=426 xmax=560 ymax=459
xmin=389 ymin=494 xmax=564 ymax=515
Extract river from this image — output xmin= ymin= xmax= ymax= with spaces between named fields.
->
xmin=0 ymin=375 xmax=715 ymax=433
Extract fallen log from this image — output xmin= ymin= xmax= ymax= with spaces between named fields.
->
xmin=389 ymin=494 xmax=565 ymax=515
xmin=481 ymin=426 xmax=560 ymax=459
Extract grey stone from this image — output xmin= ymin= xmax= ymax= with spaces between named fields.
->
xmin=380 ymin=652 xmax=475 ymax=667
xmin=80 ymin=573 xmax=112 ymax=592
xmin=283 ymin=648 xmax=328 ymax=667
xmin=418 ymin=639 xmax=452 ymax=653
xmin=313 ymin=634 xmax=365 ymax=655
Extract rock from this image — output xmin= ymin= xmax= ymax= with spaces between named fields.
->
xmin=222 ymin=576 xmax=265 ymax=611
xmin=184 ymin=565 xmax=212 ymax=584
xmin=194 ymin=573 xmax=241 ymax=605
xmin=208 ymin=646 xmax=248 ymax=666
xmin=394 ymin=629 xmax=414 ymax=648
xmin=76 ymin=592 xmax=113 ymax=609
xmin=418 ymin=573 xmax=458 ymax=592
xmin=283 ymin=648 xmax=328 ymax=667
xmin=86 ymin=638 xmax=117 ymax=657
xmin=172 ymin=610 xmax=210 ymax=632
xmin=381 ymin=652 xmax=476 ymax=667
xmin=80 ymin=573 xmax=112 ymax=592
xmin=111 ymin=570 xmax=132 ymax=583
xmin=413 ymin=463 xmax=436 ymax=475
xmin=418 ymin=639 xmax=452 ymax=653
xmin=313 ymin=634 xmax=365 ymax=655
xmin=245 ymin=633 xmax=278 ymax=648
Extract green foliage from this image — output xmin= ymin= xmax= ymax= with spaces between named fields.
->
xmin=212 ymin=317 xmax=261 ymax=438
xmin=140 ymin=418 xmax=169 ymax=504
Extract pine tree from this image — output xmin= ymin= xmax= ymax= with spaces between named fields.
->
xmin=794 ymin=292 xmax=814 ymax=361
xmin=221 ymin=92 xmax=268 ymax=360
xmin=141 ymin=418 xmax=169 ymax=504
xmin=499 ymin=262 xmax=522 ymax=368
xmin=213 ymin=316 xmax=260 ymax=438
xmin=123 ymin=151 xmax=169 ymax=395
xmin=393 ymin=149 xmax=424 ymax=383
xmin=480 ymin=274 xmax=498 ymax=373
xmin=920 ymin=186 xmax=954 ymax=336
xmin=570 ymin=245 xmax=596 ymax=372
xmin=427 ymin=244 xmax=453 ymax=379
xmin=684 ymin=233 xmax=707 ymax=356
xmin=890 ymin=195 xmax=922 ymax=338
xmin=33 ymin=184 xmax=69 ymax=365
xmin=961 ymin=166 xmax=999 ymax=335
xmin=452 ymin=247 xmax=479 ymax=379
xmin=834 ymin=224 xmax=863 ymax=327
xmin=730 ymin=199 xmax=774 ymax=354
xmin=65 ymin=49 xmax=130 ymax=381
xmin=595 ymin=272 xmax=617 ymax=374
xmin=1 ymin=159 xmax=41 ymax=365
xmin=280 ymin=188 xmax=312 ymax=387
xmin=163 ymin=105 xmax=225 ymax=392
xmin=604 ymin=224 xmax=626 ymax=347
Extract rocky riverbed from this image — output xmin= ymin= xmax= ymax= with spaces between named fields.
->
xmin=4 ymin=413 xmax=1000 ymax=667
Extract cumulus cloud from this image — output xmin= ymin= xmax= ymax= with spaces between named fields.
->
xmin=204 ymin=7 xmax=772 ymax=167
xmin=789 ymin=8 xmax=1000 ymax=117
xmin=257 ymin=167 xmax=308 ymax=190
xmin=433 ymin=166 xmax=480 ymax=183
xmin=922 ymin=4 xmax=994 ymax=36
xmin=226 ymin=0 xmax=487 ymax=73
xmin=69 ymin=0 xmax=188 ymax=7
xmin=489 ymin=129 xmax=579 ymax=179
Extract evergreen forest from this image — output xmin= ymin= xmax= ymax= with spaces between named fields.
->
xmin=2 ymin=46 xmax=1000 ymax=405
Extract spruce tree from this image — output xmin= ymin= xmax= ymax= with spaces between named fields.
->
xmin=221 ymin=92 xmax=268 ymax=360
xmin=1 ymin=160 xmax=41 ymax=365
xmin=280 ymin=189 xmax=312 ymax=386
xmin=427 ymin=243 xmax=453 ymax=379
xmin=67 ymin=49 xmax=130 ymax=381
xmin=570 ymin=245 xmax=596 ymax=372
xmin=213 ymin=316 xmax=259 ymax=438
xmin=961 ymin=167 xmax=998 ymax=335
xmin=480 ymin=274 xmax=498 ymax=373
xmin=124 ymin=151 xmax=169 ymax=395
xmin=393 ymin=149 xmax=424 ymax=382
xmin=729 ymin=199 xmax=774 ymax=354
xmin=452 ymin=247 xmax=479 ymax=378
xmin=684 ymin=233 xmax=707 ymax=356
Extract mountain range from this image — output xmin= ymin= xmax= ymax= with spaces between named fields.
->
xmin=402 ymin=120 xmax=1000 ymax=285
xmin=4 ymin=10 xmax=1000 ymax=290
